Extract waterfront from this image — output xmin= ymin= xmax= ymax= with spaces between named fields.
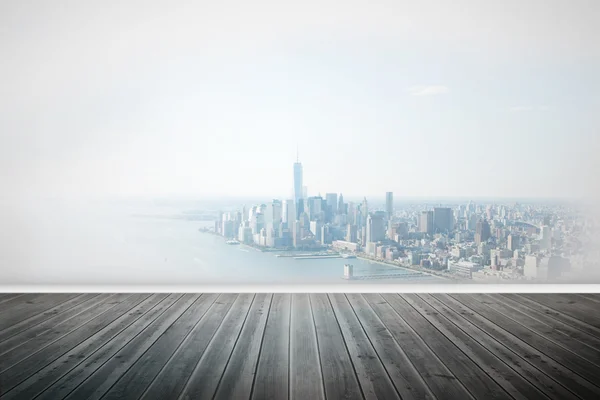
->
xmin=0 ymin=199 xmax=444 ymax=285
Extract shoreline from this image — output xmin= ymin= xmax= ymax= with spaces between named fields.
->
xmin=355 ymin=255 xmax=453 ymax=281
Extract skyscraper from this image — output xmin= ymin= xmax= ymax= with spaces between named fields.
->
xmin=326 ymin=193 xmax=338 ymax=215
xmin=338 ymin=194 xmax=345 ymax=215
xmin=475 ymin=219 xmax=491 ymax=245
xmin=433 ymin=207 xmax=454 ymax=233
xmin=293 ymin=157 xmax=303 ymax=204
xmin=346 ymin=224 xmax=358 ymax=242
xmin=507 ymin=234 xmax=520 ymax=251
xmin=361 ymin=197 xmax=369 ymax=227
xmin=419 ymin=211 xmax=434 ymax=234
xmin=306 ymin=196 xmax=324 ymax=221
xmin=282 ymin=199 xmax=296 ymax=224
xmin=264 ymin=199 xmax=282 ymax=233
xmin=366 ymin=213 xmax=386 ymax=244
xmin=385 ymin=192 xmax=393 ymax=220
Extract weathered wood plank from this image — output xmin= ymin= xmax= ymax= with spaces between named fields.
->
xmin=62 ymin=293 xmax=201 ymax=400
xmin=451 ymin=294 xmax=600 ymax=385
xmin=178 ymin=294 xmax=255 ymax=400
xmin=345 ymin=294 xmax=435 ymax=400
xmin=0 ymin=294 xmax=131 ymax=371
xmin=0 ymin=293 xmax=99 ymax=343
xmin=402 ymin=294 xmax=549 ymax=400
xmin=310 ymin=293 xmax=363 ymax=400
xmin=32 ymin=294 xmax=183 ymax=400
xmin=211 ymin=293 xmax=273 ymax=400
xmin=1 ymin=293 xmax=598 ymax=400
xmin=138 ymin=294 xmax=238 ymax=400
xmin=382 ymin=294 xmax=511 ymax=400
xmin=520 ymin=294 xmax=600 ymax=329
xmin=483 ymin=294 xmax=600 ymax=357
xmin=251 ymin=293 xmax=291 ymax=400
xmin=363 ymin=293 xmax=473 ymax=400
xmin=0 ymin=294 xmax=44 ymax=313
xmin=504 ymin=294 xmax=600 ymax=340
xmin=419 ymin=294 xmax=579 ymax=400
xmin=575 ymin=294 xmax=600 ymax=304
xmin=433 ymin=294 xmax=600 ymax=400
xmin=0 ymin=294 xmax=146 ymax=395
xmin=289 ymin=293 xmax=325 ymax=400
xmin=472 ymin=294 xmax=600 ymax=366
xmin=92 ymin=293 xmax=220 ymax=400
xmin=0 ymin=293 xmax=112 ymax=355
xmin=0 ymin=294 xmax=26 ymax=307
xmin=329 ymin=293 xmax=400 ymax=400
xmin=0 ymin=294 xmax=79 ymax=327
xmin=1 ymin=294 xmax=171 ymax=399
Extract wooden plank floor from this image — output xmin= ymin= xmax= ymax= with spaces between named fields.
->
xmin=0 ymin=294 xmax=599 ymax=400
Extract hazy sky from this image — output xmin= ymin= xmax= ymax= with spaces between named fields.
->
xmin=2 ymin=0 xmax=599 ymax=201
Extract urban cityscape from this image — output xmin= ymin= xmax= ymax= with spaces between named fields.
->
xmin=206 ymin=156 xmax=598 ymax=282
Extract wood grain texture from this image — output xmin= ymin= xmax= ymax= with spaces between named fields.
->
xmin=433 ymin=294 xmax=600 ymax=400
xmin=2 ymin=294 xmax=170 ymax=400
xmin=140 ymin=293 xmax=238 ymax=400
xmin=345 ymin=293 xmax=435 ymax=400
xmin=418 ymin=294 xmax=579 ymax=400
xmin=34 ymin=294 xmax=183 ymax=400
xmin=289 ymin=293 xmax=325 ymax=400
xmin=0 ymin=293 xmax=598 ymax=400
xmin=363 ymin=293 xmax=474 ymax=400
xmin=310 ymin=293 xmax=363 ymax=400
xmin=0 ymin=293 xmax=100 ymax=343
xmin=179 ymin=293 xmax=255 ymax=400
xmin=252 ymin=293 xmax=291 ymax=400
xmin=63 ymin=294 xmax=201 ymax=400
xmin=451 ymin=294 xmax=600 ymax=386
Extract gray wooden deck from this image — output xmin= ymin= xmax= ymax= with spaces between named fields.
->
xmin=0 ymin=293 xmax=599 ymax=399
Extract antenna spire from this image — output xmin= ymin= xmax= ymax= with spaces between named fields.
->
xmin=296 ymin=145 xmax=299 ymax=163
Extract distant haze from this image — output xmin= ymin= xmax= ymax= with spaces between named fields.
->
xmin=1 ymin=0 xmax=599 ymax=201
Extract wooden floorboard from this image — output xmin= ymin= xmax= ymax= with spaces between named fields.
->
xmin=383 ymin=294 xmax=512 ymax=400
xmin=0 ymin=293 xmax=113 ymax=355
xmin=33 ymin=294 xmax=183 ymax=400
xmin=289 ymin=293 xmax=325 ymax=400
xmin=504 ymin=294 xmax=600 ymax=340
xmin=418 ymin=294 xmax=580 ymax=400
xmin=450 ymin=294 xmax=600 ymax=385
xmin=520 ymin=294 xmax=600 ymax=329
xmin=178 ymin=293 xmax=255 ymax=400
xmin=2 ymin=294 xmax=171 ymax=400
xmin=310 ymin=293 xmax=363 ymax=400
xmin=475 ymin=294 xmax=600 ymax=362
xmin=329 ymin=293 xmax=400 ymax=400
xmin=435 ymin=294 xmax=600 ymax=400
xmin=363 ymin=293 xmax=474 ymax=399
xmin=0 ymin=294 xmax=79 ymax=326
xmin=62 ymin=294 xmax=201 ymax=400
xmin=401 ymin=294 xmax=548 ymax=400
xmin=0 ymin=294 xmax=133 ymax=373
xmin=346 ymin=294 xmax=436 ymax=400
xmin=0 ymin=293 xmax=599 ymax=400
xmin=251 ymin=293 xmax=291 ymax=400
xmin=213 ymin=293 xmax=273 ymax=400
xmin=496 ymin=294 xmax=600 ymax=352
xmin=0 ymin=293 xmax=100 ymax=343
xmin=101 ymin=294 xmax=220 ymax=400
xmin=139 ymin=294 xmax=238 ymax=400
xmin=0 ymin=293 xmax=45 ymax=313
